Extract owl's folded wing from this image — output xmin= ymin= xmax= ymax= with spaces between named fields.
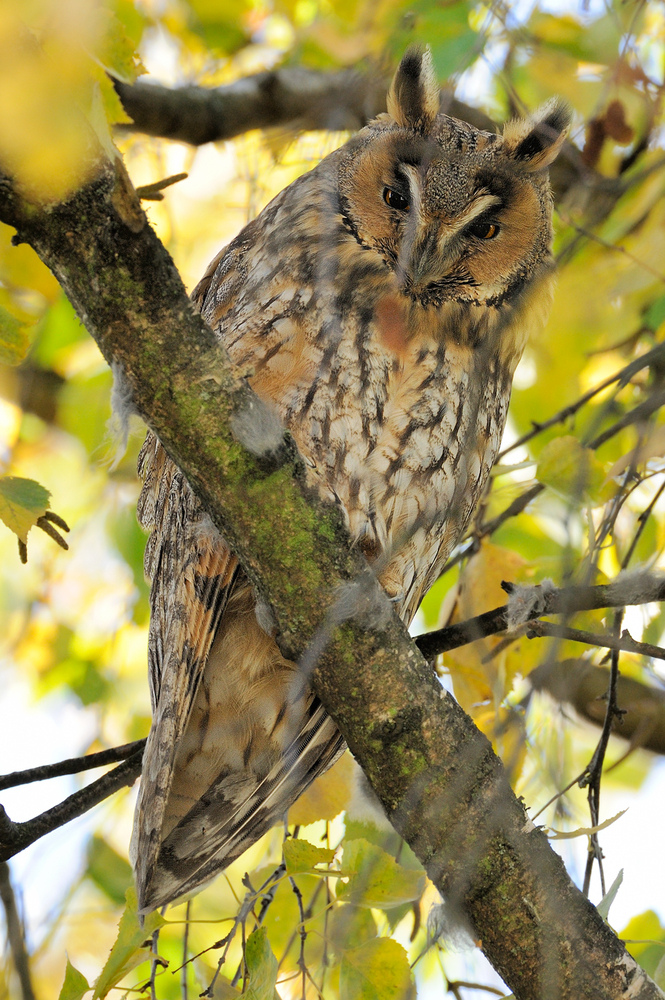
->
xmin=142 ymin=695 xmax=344 ymax=911
xmin=132 ymin=429 xmax=346 ymax=915
xmin=131 ymin=432 xmax=241 ymax=910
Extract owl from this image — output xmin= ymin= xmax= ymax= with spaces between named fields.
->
xmin=130 ymin=47 xmax=570 ymax=913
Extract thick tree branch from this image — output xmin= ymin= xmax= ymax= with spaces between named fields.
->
xmin=113 ymin=67 xmax=494 ymax=145
xmin=0 ymin=158 xmax=661 ymax=999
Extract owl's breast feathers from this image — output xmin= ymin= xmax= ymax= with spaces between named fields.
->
xmin=196 ymin=181 xmax=544 ymax=618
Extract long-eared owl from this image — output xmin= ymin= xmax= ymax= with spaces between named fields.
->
xmin=131 ymin=47 xmax=570 ymax=912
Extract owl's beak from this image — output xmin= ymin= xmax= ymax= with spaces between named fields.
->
xmin=400 ymin=225 xmax=453 ymax=289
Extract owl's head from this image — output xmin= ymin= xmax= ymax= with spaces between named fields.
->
xmin=337 ymin=47 xmax=571 ymax=310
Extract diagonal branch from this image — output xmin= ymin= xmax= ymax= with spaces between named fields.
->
xmin=0 ymin=740 xmax=145 ymax=791
xmin=0 ymin=155 xmax=662 ymax=998
xmin=0 ymin=751 xmax=144 ymax=862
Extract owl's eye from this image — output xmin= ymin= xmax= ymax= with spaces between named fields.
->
xmin=468 ymin=219 xmax=500 ymax=240
xmin=383 ymin=187 xmax=410 ymax=212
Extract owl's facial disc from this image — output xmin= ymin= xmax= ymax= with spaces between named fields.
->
xmin=396 ymin=183 xmax=504 ymax=290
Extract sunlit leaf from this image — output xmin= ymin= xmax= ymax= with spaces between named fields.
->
xmin=340 ymin=938 xmax=415 ymax=1000
xmin=339 ymin=839 xmax=425 ymax=909
xmin=0 ymin=302 xmax=32 ymax=364
xmin=283 ymin=838 xmax=335 ymax=875
xmin=242 ymin=927 xmax=278 ymax=1000
xmin=0 ymin=475 xmax=50 ymax=543
xmin=621 ymin=911 xmax=665 ymax=978
xmin=92 ymin=887 xmax=165 ymax=999
xmin=58 ymin=958 xmax=90 ymax=1000
xmin=597 ymin=869 xmax=624 ymax=920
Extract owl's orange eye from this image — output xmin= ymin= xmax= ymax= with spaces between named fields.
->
xmin=383 ymin=187 xmax=410 ymax=211
xmin=468 ymin=220 xmax=500 ymax=240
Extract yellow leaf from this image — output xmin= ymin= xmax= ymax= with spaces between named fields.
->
xmin=58 ymin=958 xmax=90 ymax=1000
xmin=339 ymin=839 xmax=425 ymax=909
xmin=0 ymin=476 xmax=50 ymax=544
xmin=340 ymin=938 xmax=415 ymax=1000
xmin=283 ymin=838 xmax=335 ymax=875
xmin=0 ymin=303 xmax=32 ymax=364
xmin=289 ymin=750 xmax=354 ymax=825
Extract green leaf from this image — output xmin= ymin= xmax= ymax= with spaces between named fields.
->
xmin=86 ymin=836 xmax=133 ymax=906
xmin=283 ymin=838 xmax=335 ymax=875
xmin=58 ymin=958 xmax=90 ymax=1000
xmin=536 ymin=436 xmax=611 ymax=507
xmin=597 ymin=868 xmax=623 ymax=920
xmin=340 ymin=938 xmax=415 ymax=1000
xmin=339 ymin=839 xmax=425 ymax=910
xmin=329 ymin=904 xmax=377 ymax=954
xmin=0 ymin=476 xmax=50 ymax=544
xmin=620 ymin=910 xmax=665 ymax=978
xmin=0 ymin=303 xmax=32 ymax=365
xmin=645 ymin=294 xmax=665 ymax=332
xmin=92 ymin=887 xmax=165 ymax=999
xmin=242 ymin=927 xmax=278 ymax=1000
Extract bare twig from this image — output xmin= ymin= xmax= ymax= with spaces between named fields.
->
xmin=525 ymin=620 xmax=665 ymax=661
xmin=0 ymin=862 xmax=36 ymax=1000
xmin=0 ymin=740 xmax=146 ymax=791
xmin=581 ymin=610 xmax=624 ymax=897
xmin=414 ymin=573 xmax=665 ymax=660
xmin=498 ymin=341 xmax=665 ymax=462
xmin=0 ymin=749 xmax=143 ymax=861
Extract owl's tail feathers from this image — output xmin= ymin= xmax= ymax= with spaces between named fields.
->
xmin=135 ymin=699 xmax=345 ymax=914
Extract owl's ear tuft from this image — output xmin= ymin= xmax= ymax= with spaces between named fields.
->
xmin=387 ymin=46 xmax=440 ymax=131
xmin=503 ymin=99 xmax=571 ymax=171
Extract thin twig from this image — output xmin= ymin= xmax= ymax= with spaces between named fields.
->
xmin=181 ymin=899 xmax=191 ymax=1000
xmin=289 ymin=874 xmax=308 ymax=1000
xmin=586 ymin=385 xmax=665 ymax=451
xmin=525 ymin=620 xmax=665 ymax=661
xmin=0 ymin=862 xmax=36 ymax=1000
xmin=0 ymin=740 xmax=146 ymax=791
xmin=0 ymin=749 xmax=143 ymax=861
xmin=581 ymin=609 xmax=625 ymax=898
xmin=414 ymin=573 xmax=665 ymax=660
xmin=447 ymin=981 xmax=505 ymax=997
xmin=622 ymin=480 xmax=665 ymax=569
xmin=498 ymin=340 xmax=665 ymax=462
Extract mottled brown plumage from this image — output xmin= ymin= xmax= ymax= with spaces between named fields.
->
xmin=131 ymin=47 xmax=570 ymax=912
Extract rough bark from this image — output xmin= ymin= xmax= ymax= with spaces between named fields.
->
xmin=113 ymin=66 xmax=494 ymax=145
xmin=0 ymin=156 xmax=662 ymax=1000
